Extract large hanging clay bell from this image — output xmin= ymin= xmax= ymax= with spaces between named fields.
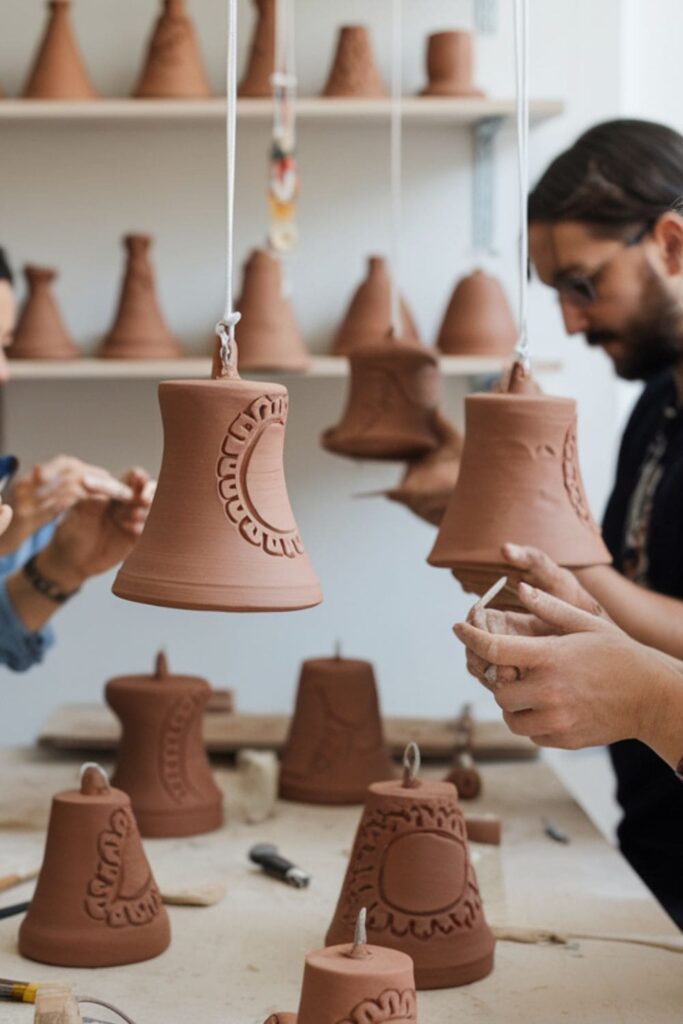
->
xmin=19 ymin=765 xmax=170 ymax=967
xmin=279 ymin=654 xmax=395 ymax=805
xmin=113 ymin=340 xmax=322 ymax=611
xmin=323 ymin=337 xmax=441 ymax=461
xmin=385 ymin=411 xmax=463 ymax=526
xmin=326 ymin=747 xmax=495 ymax=989
xmin=23 ymin=0 xmax=97 ymax=100
xmin=134 ymin=0 xmax=212 ymax=99
xmin=322 ymin=26 xmax=386 ymax=98
xmin=236 ymin=249 xmax=310 ymax=372
xmin=428 ymin=372 xmax=611 ymax=605
xmin=238 ymin=0 xmax=275 ymax=98
xmin=10 ymin=266 xmax=78 ymax=360
xmin=333 ymin=256 xmax=420 ymax=356
xmin=101 ymin=235 xmax=182 ymax=359
xmin=106 ymin=652 xmax=223 ymax=837
xmin=419 ymin=31 xmax=484 ymax=98
xmin=436 ymin=270 xmax=517 ymax=357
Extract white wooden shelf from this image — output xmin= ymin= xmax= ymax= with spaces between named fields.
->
xmin=5 ymin=355 xmax=561 ymax=381
xmin=0 ymin=97 xmax=564 ymax=126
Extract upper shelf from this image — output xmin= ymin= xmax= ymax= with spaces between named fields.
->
xmin=0 ymin=97 xmax=564 ymax=127
xmin=5 ymin=355 xmax=561 ymax=381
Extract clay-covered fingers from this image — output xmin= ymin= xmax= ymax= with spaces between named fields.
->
xmin=453 ymin=620 xmax=548 ymax=673
xmin=516 ymin=583 xmax=615 ymax=637
xmin=0 ymin=503 xmax=13 ymax=535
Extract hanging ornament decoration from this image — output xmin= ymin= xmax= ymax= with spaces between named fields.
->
xmin=133 ymin=0 xmax=213 ymax=99
xmin=321 ymin=25 xmax=386 ymax=98
xmin=10 ymin=265 xmax=79 ymax=360
xmin=427 ymin=0 xmax=611 ymax=606
xmin=113 ymin=0 xmax=321 ymax=613
xmin=22 ymin=0 xmax=97 ymax=100
xmin=267 ymin=0 xmax=299 ymax=252
xmin=234 ymin=249 xmax=309 ymax=371
xmin=419 ymin=31 xmax=484 ymax=98
xmin=238 ymin=0 xmax=276 ymax=97
xmin=435 ymin=269 xmax=517 ymax=356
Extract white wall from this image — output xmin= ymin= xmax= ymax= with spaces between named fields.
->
xmin=0 ymin=0 xmax=632 ymax=749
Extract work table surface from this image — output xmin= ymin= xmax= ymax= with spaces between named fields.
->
xmin=0 ymin=747 xmax=680 ymax=1023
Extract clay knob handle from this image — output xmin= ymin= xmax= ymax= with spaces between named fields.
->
xmin=124 ymin=234 xmax=152 ymax=257
xmin=155 ymin=650 xmax=169 ymax=679
xmin=80 ymin=764 xmax=110 ymax=796
xmin=24 ymin=265 xmax=56 ymax=285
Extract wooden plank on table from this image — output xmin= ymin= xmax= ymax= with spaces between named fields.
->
xmin=37 ymin=704 xmax=537 ymax=761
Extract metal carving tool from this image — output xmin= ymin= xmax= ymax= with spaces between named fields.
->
xmin=542 ymin=817 xmax=570 ymax=844
xmin=249 ymin=843 xmax=311 ymax=888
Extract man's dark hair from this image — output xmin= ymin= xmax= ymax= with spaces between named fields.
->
xmin=0 ymin=249 xmax=12 ymax=284
xmin=528 ymin=119 xmax=683 ymax=236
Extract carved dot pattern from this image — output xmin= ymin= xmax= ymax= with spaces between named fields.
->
xmin=337 ymin=988 xmax=417 ymax=1024
xmin=159 ymin=693 xmax=204 ymax=804
xmin=562 ymin=423 xmax=600 ymax=533
xmin=84 ymin=808 xmax=162 ymax=928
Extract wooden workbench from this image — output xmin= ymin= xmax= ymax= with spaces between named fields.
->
xmin=0 ymin=748 xmax=680 ymax=1023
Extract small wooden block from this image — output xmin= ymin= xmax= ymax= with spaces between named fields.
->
xmin=465 ymin=814 xmax=502 ymax=846
xmin=237 ymin=748 xmax=279 ymax=823
xmin=34 ymin=986 xmax=81 ymax=1024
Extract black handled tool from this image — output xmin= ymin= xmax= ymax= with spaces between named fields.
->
xmin=249 ymin=843 xmax=311 ymax=889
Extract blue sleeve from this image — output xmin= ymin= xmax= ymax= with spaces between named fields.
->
xmin=0 ymin=578 xmax=55 ymax=672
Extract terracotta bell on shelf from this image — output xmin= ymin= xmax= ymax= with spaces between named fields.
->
xmin=101 ymin=235 xmax=182 ymax=359
xmin=19 ymin=765 xmax=171 ymax=967
xmin=436 ymin=270 xmax=517 ymax=357
xmin=106 ymin=651 xmax=223 ymax=837
xmin=326 ymin=747 xmax=495 ymax=989
xmin=266 ymin=911 xmax=417 ymax=1023
xmin=238 ymin=0 xmax=275 ymax=98
xmin=10 ymin=266 xmax=79 ymax=360
xmin=333 ymin=256 xmax=420 ymax=356
xmin=322 ymin=25 xmax=386 ymax=99
xmin=428 ymin=364 xmax=612 ymax=605
xmin=235 ymin=249 xmax=310 ymax=372
xmin=419 ymin=31 xmax=484 ymax=98
xmin=279 ymin=653 xmax=395 ymax=805
xmin=22 ymin=0 xmax=97 ymax=100
xmin=112 ymin=335 xmax=322 ymax=612
xmin=133 ymin=0 xmax=212 ymax=99
xmin=322 ymin=335 xmax=441 ymax=461
xmin=385 ymin=411 xmax=463 ymax=526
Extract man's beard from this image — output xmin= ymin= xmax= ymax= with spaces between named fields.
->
xmin=585 ymin=267 xmax=683 ymax=381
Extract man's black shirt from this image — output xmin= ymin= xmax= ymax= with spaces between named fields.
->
xmin=602 ymin=369 xmax=683 ymax=928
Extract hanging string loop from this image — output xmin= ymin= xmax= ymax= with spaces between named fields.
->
xmin=389 ymin=0 xmax=403 ymax=340
xmin=513 ymin=0 xmax=530 ymax=373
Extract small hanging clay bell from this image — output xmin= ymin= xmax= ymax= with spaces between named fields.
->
xmin=19 ymin=764 xmax=170 ymax=967
xmin=384 ymin=411 xmax=463 ymax=526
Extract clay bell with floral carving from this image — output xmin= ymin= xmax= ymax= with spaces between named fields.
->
xmin=19 ymin=765 xmax=170 ymax=968
xmin=427 ymin=383 xmax=611 ymax=605
xmin=113 ymin=341 xmax=322 ymax=611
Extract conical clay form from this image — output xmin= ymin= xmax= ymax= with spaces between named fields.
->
xmin=322 ymin=338 xmax=441 ymax=461
xmin=134 ymin=0 xmax=212 ymax=99
xmin=113 ymin=369 xmax=322 ymax=611
xmin=326 ymin=776 xmax=495 ymax=989
xmin=333 ymin=257 xmax=421 ymax=356
xmin=280 ymin=655 xmax=395 ymax=805
xmin=19 ymin=766 xmax=170 ymax=967
xmin=386 ymin=411 xmax=463 ymax=526
xmin=428 ymin=391 xmax=612 ymax=603
xmin=236 ymin=249 xmax=310 ymax=372
xmin=419 ymin=31 xmax=484 ymax=98
xmin=10 ymin=266 xmax=78 ymax=360
xmin=322 ymin=26 xmax=386 ymax=98
xmin=106 ymin=652 xmax=223 ymax=837
xmin=101 ymin=236 xmax=182 ymax=359
xmin=436 ymin=270 xmax=517 ymax=357
xmin=22 ymin=0 xmax=97 ymax=100
xmin=238 ymin=0 xmax=275 ymax=97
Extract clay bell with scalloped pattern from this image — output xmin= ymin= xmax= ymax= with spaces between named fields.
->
xmin=106 ymin=651 xmax=223 ymax=837
xmin=19 ymin=765 xmax=170 ymax=967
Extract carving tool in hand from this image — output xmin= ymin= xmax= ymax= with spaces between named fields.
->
xmin=249 ymin=843 xmax=311 ymax=888
xmin=542 ymin=817 xmax=570 ymax=844
xmin=0 ymin=455 xmax=18 ymax=495
xmin=475 ymin=574 xmax=508 ymax=610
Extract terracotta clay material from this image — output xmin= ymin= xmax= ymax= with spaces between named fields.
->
xmin=419 ymin=31 xmax=484 ymax=98
xmin=10 ymin=266 xmax=78 ymax=360
xmin=333 ymin=256 xmax=420 ymax=357
xmin=427 ymin=392 xmax=612 ymax=603
xmin=385 ymin=411 xmax=463 ymax=526
xmin=106 ymin=652 xmax=223 ymax=837
xmin=279 ymin=655 xmax=396 ymax=805
xmin=19 ymin=766 xmax=171 ymax=967
xmin=23 ymin=0 xmax=97 ymax=100
xmin=134 ymin=0 xmax=212 ymax=99
xmin=322 ymin=338 xmax=441 ymax=461
xmin=436 ymin=270 xmax=517 ymax=357
xmin=101 ymin=235 xmax=182 ymax=359
xmin=269 ymin=941 xmax=417 ymax=1024
xmin=113 ymin=372 xmax=322 ymax=611
xmin=465 ymin=815 xmax=502 ymax=846
xmin=326 ymin=777 xmax=495 ymax=989
xmin=445 ymin=756 xmax=482 ymax=800
xmin=238 ymin=0 xmax=275 ymax=97
xmin=235 ymin=249 xmax=310 ymax=372
xmin=322 ymin=26 xmax=386 ymax=99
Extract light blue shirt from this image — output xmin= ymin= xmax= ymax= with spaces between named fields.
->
xmin=0 ymin=522 xmax=56 ymax=672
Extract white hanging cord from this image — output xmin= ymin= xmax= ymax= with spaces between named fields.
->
xmin=513 ymin=0 xmax=530 ymax=372
xmin=215 ymin=0 xmax=241 ymax=368
xmin=389 ymin=0 xmax=403 ymax=339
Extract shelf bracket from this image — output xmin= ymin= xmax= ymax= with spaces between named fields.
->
xmin=474 ymin=0 xmax=499 ymax=35
xmin=472 ymin=116 xmax=504 ymax=256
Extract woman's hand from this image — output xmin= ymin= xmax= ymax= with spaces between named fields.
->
xmin=501 ymin=542 xmax=608 ymax=618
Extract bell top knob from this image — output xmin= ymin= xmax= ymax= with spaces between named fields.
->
xmin=80 ymin=763 xmax=111 ymax=796
xmin=154 ymin=650 xmax=169 ymax=679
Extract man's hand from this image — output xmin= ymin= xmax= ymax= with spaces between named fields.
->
xmin=501 ymin=542 xmax=608 ymax=618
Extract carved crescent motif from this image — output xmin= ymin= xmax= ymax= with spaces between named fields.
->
xmin=84 ymin=807 xmax=162 ymax=928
